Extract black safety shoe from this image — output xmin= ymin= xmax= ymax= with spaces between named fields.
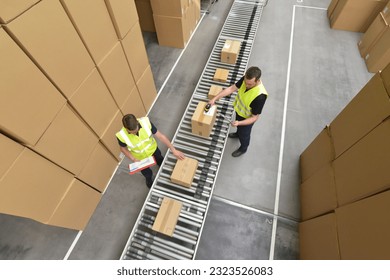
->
xmin=145 ymin=176 xmax=154 ymax=188
xmin=228 ymin=132 xmax=239 ymax=138
xmin=232 ymin=149 xmax=246 ymax=157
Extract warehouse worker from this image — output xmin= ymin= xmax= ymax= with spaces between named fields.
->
xmin=208 ymin=66 xmax=267 ymax=157
xmin=116 ymin=114 xmax=185 ymax=188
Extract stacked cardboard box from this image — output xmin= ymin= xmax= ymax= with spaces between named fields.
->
xmin=135 ymin=0 xmax=156 ymax=32
xmin=0 ymin=0 xmax=159 ymax=230
xmin=299 ymin=63 xmax=390 ymax=259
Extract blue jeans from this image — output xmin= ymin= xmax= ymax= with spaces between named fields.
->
xmin=140 ymin=147 xmax=164 ymax=180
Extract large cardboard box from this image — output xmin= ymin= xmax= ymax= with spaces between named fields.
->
xmin=150 ymin=0 xmax=188 ymax=17
xmin=334 ymin=119 xmax=390 ymax=206
xmin=136 ymin=65 xmax=157 ymax=112
xmin=221 ymin=40 xmax=241 ymax=64
xmin=121 ymin=22 xmax=150 ymax=81
xmin=60 ymin=0 xmax=118 ymax=65
xmin=100 ymin=110 xmax=124 ymax=160
xmin=191 ymin=101 xmax=217 ymax=138
xmin=299 ymin=126 xmax=335 ymax=183
xmin=364 ymin=27 xmax=390 ymax=73
xmin=0 ymin=0 xmax=40 ymax=23
xmin=77 ymin=143 xmax=119 ymax=192
xmin=98 ymin=42 xmax=136 ymax=108
xmin=48 ymin=178 xmax=101 ymax=230
xmin=33 ymin=104 xmax=99 ymax=175
xmin=327 ymin=0 xmax=340 ymax=18
xmin=336 ymin=190 xmax=390 ymax=259
xmin=69 ymin=68 xmax=118 ymax=138
xmin=208 ymin=85 xmax=223 ymax=99
xmin=0 ymin=134 xmax=24 ymax=179
xmin=120 ymin=86 xmax=147 ymax=118
xmin=171 ymin=157 xmax=198 ymax=188
xmin=300 ymin=163 xmax=338 ymax=221
xmin=329 ymin=0 xmax=387 ymax=32
xmin=0 ymin=148 xmax=74 ymax=224
xmin=152 ymin=197 xmax=182 ymax=236
xmin=213 ymin=68 xmax=229 ymax=83
xmin=299 ymin=213 xmax=340 ymax=260
xmin=330 ymin=73 xmax=390 ymax=158
xmin=105 ymin=0 xmax=139 ymax=39
xmin=0 ymin=28 xmax=66 ymax=146
xmin=153 ymin=13 xmax=189 ymax=48
xmin=358 ymin=12 xmax=388 ymax=58
xmin=135 ymin=0 xmax=156 ymax=32
xmin=380 ymin=61 xmax=390 ymax=96
xmin=381 ymin=0 xmax=390 ymax=22
xmin=5 ymin=0 xmax=95 ymax=99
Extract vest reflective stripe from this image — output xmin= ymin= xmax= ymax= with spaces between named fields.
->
xmin=233 ymin=82 xmax=268 ymax=118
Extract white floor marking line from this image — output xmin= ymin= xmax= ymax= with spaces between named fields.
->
xmin=63 ymin=230 xmax=83 ymax=260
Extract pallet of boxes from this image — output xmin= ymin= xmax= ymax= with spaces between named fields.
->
xmin=299 ymin=62 xmax=390 ymax=260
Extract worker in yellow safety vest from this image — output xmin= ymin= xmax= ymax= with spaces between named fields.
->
xmin=116 ymin=114 xmax=185 ymax=188
xmin=208 ymin=66 xmax=268 ymax=157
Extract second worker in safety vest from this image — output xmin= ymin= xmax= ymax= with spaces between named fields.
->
xmin=208 ymin=66 xmax=268 ymax=157
xmin=117 ymin=114 xmax=185 ymax=188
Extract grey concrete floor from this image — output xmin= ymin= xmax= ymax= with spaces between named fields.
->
xmin=0 ymin=0 xmax=373 ymax=260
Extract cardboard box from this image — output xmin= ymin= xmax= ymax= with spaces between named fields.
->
xmin=48 ymin=178 xmax=101 ymax=230
xmin=299 ymin=213 xmax=340 ymax=260
xmin=136 ymin=65 xmax=157 ymax=112
xmin=327 ymin=0 xmax=340 ymax=19
xmin=334 ymin=119 xmax=390 ymax=206
xmin=0 ymin=133 xmax=24 ymax=179
xmin=299 ymin=126 xmax=335 ymax=183
xmin=336 ymin=190 xmax=390 ymax=259
xmin=221 ymin=40 xmax=241 ymax=64
xmin=5 ymin=0 xmax=95 ymax=99
xmin=330 ymin=73 xmax=390 ymax=158
xmin=121 ymin=22 xmax=150 ymax=81
xmin=0 ymin=28 xmax=66 ymax=146
xmin=98 ymin=42 xmax=136 ymax=108
xmin=152 ymin=197 xmax=182 ymax=236
xmin=358 ymin=12 xmax=388 ymax=58
xmin=193 ymin=0 xmax=201 ymax=24
xmin=213 ymin=68 xmax=229 ymax=83
xmin=135 ymin=0 xmax=156 ymax=32
xmin=33 ymin=104 xmax=99 ymax=175
xmin=153 ymin=13 xmax=188 ymax=48
xmin=329 ymin=0 xmax=387 ymax=32
xmin=100 ymin=110 xmax=123 ymax=160
xmin=0 ymin=0 xmax=40 ymax=23
xmin=60 ymin=0 xmax=118 ymax=65
xmin=171 ymin=157 xmax=198 ymax=187
xmin=150 ymin=0 xmax=188 ymax=17
xmin=105 ymin=0 xmax=139 ymax=39
xmin=77 ymin=143 xmax=119 ymax=192
xmin=300 ymin=163 xmax=338 ymax=221
xmin=208 ymin=85 xmax=223 ymax=99
xmin=381 ymin=0 xmax=390 ymax=22
xmin=380 ymin=61 xmax=390 ymax=96
xmin=69 ymin=68 xmax=119 ymax=138
xmin=191 ymin=101 xmax=217 ymax=138
xmin=0 ymin=148 xmax=74 ymax=224
xmin=120 ymin=86 xmax=147 ymax=118
xmin=364 ymin=27 xmax=390 ymax=73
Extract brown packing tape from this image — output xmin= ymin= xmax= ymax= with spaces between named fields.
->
xmin=152 ymin=197 xmax=182 ymax=236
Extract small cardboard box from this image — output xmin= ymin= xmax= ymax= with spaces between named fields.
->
xmin=171 ymin=157 xmax=198 ymax=187
xmin=191 ymin=101 xmax=217 ymax=138
xmin=221 ymin=39 xmax=241 ymax=64
xmin=208 ymin=85 xmax=223 ymax=99
xmin=213 ymin=68 xmax=229 ymax=83
xmin=152 ymin=197 xmax=182 ymax=236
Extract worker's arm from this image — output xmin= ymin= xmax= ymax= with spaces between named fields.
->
xmin=119 ymin=146 xmax=139 ymax=162
xmin=231 ymin=114 xmax=259 ymax=127
xmin=209 ymin=84 xmax=238 ymax=105
xmin=154 ymin=130 xmax=185 ymax=160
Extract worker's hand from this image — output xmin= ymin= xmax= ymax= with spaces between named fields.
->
xmin=129 ymin=156 xmax=140 ymax=162
xmin=208 ymin=98 xmax=216 ymax=106
xmin=231 ymin=120 xmax=239 ymax=127
xmin=172 ymin=148 xmax=185 ymax=160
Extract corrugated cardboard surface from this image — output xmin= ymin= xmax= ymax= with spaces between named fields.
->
xmin=364 ymin=26 xmax=390 ymax=72
xmin=221 ymin=40 xmax=241 ymax=64
xmin=334 ymin=119 xmax=390 ymax=206
xmin=150 ymin=0 xmax=188 ymax=17
xmin=299 ymin=213 xmax=340 ymax=260
xmin=327 ymin=0 xmax=339 ymax=18
xmin=336 ymin=190 xmax=390 ymax=259
xmin=208 ymin=85 xmax=223 ymax=99
xmin=213 ymin=68 xmax=229 ymax=83
xmin=299 ymin=126 xmax=334 ymax=183
xmin=300 ymin=163 xmax=338 ymax=221
xmin=0 ymin=0 xmax=40 ymax=23
xmin=358 ymin=12 xmax=388 ymax=58
xmin=5 ymin=0 xmax=95 ymax=98
xmin=0 ymin=28 xmax=66 ymax=146
xmin=135 ymin=0 xmax=156 ymax=32
xmin=171 ymin=157 xmax=198 ymax=187
xmin=105 ymin=0 xmax=138 ymax=39
xmin=121 ymin=86 xmax=147 ymax=118
xmin=0 ymin=134 xmax=24 ymax=179
xmin=330 ymin=73 xmax=390 ymax=158
xmin=152 ymin=197 xmax=182 ymax=236
xmin=100 ymin=110 xmax=123 ymax=161
xmin=136 ymin=65 xmax=157 ymax=112
xmin=380 ymin=61 xmax=390 ymax=96
xmin=153 ymin=14 xmax=188 ymax=48
xmin=382 ymin=0 xmax=390 ymax=22
xmin=191 ymin=101 xmax=217 ymax=138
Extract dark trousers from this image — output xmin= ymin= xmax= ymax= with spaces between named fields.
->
xmin=235 ymin=114 xmax=254 ymax=152
xmin=140 ymin=147 xmax=164 ymax=180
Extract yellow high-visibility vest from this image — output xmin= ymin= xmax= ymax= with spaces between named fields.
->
xmin=233 ymin=81 xmax=268 ymax=118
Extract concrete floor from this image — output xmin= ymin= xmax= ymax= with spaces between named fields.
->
xmin=0 ymin=0 xmax=373 ymax=260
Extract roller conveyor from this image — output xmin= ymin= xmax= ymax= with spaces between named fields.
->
xmin=121 ymin=0 xmax=267 ymax=260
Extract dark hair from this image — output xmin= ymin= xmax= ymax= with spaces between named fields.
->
xmin=122 ymin=114 xmax=138 ymax=130
xmin=245 ymin=66 xmax=261 ymax=81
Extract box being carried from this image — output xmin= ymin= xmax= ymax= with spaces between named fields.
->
xmin=191 ymin=101 xmax=217 ymax=138
xmin=171 ymin=157 xmax=198 ymax=187
xmin=152 ymin=197 xmax=182 ymax=236
xmin=221 ymin=39 xmax=241 ymax=64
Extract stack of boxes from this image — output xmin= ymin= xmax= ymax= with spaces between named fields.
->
xmin=0 ymin=0 xmax=158 ymax=230
xmin=299 ymin=63 xmax=390 ymax=259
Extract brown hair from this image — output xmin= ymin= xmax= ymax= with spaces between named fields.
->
xmin=245 ymin=66 xmax=262 ymax=81
xmin=122 ymin=114 xmax=138 ymax=130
